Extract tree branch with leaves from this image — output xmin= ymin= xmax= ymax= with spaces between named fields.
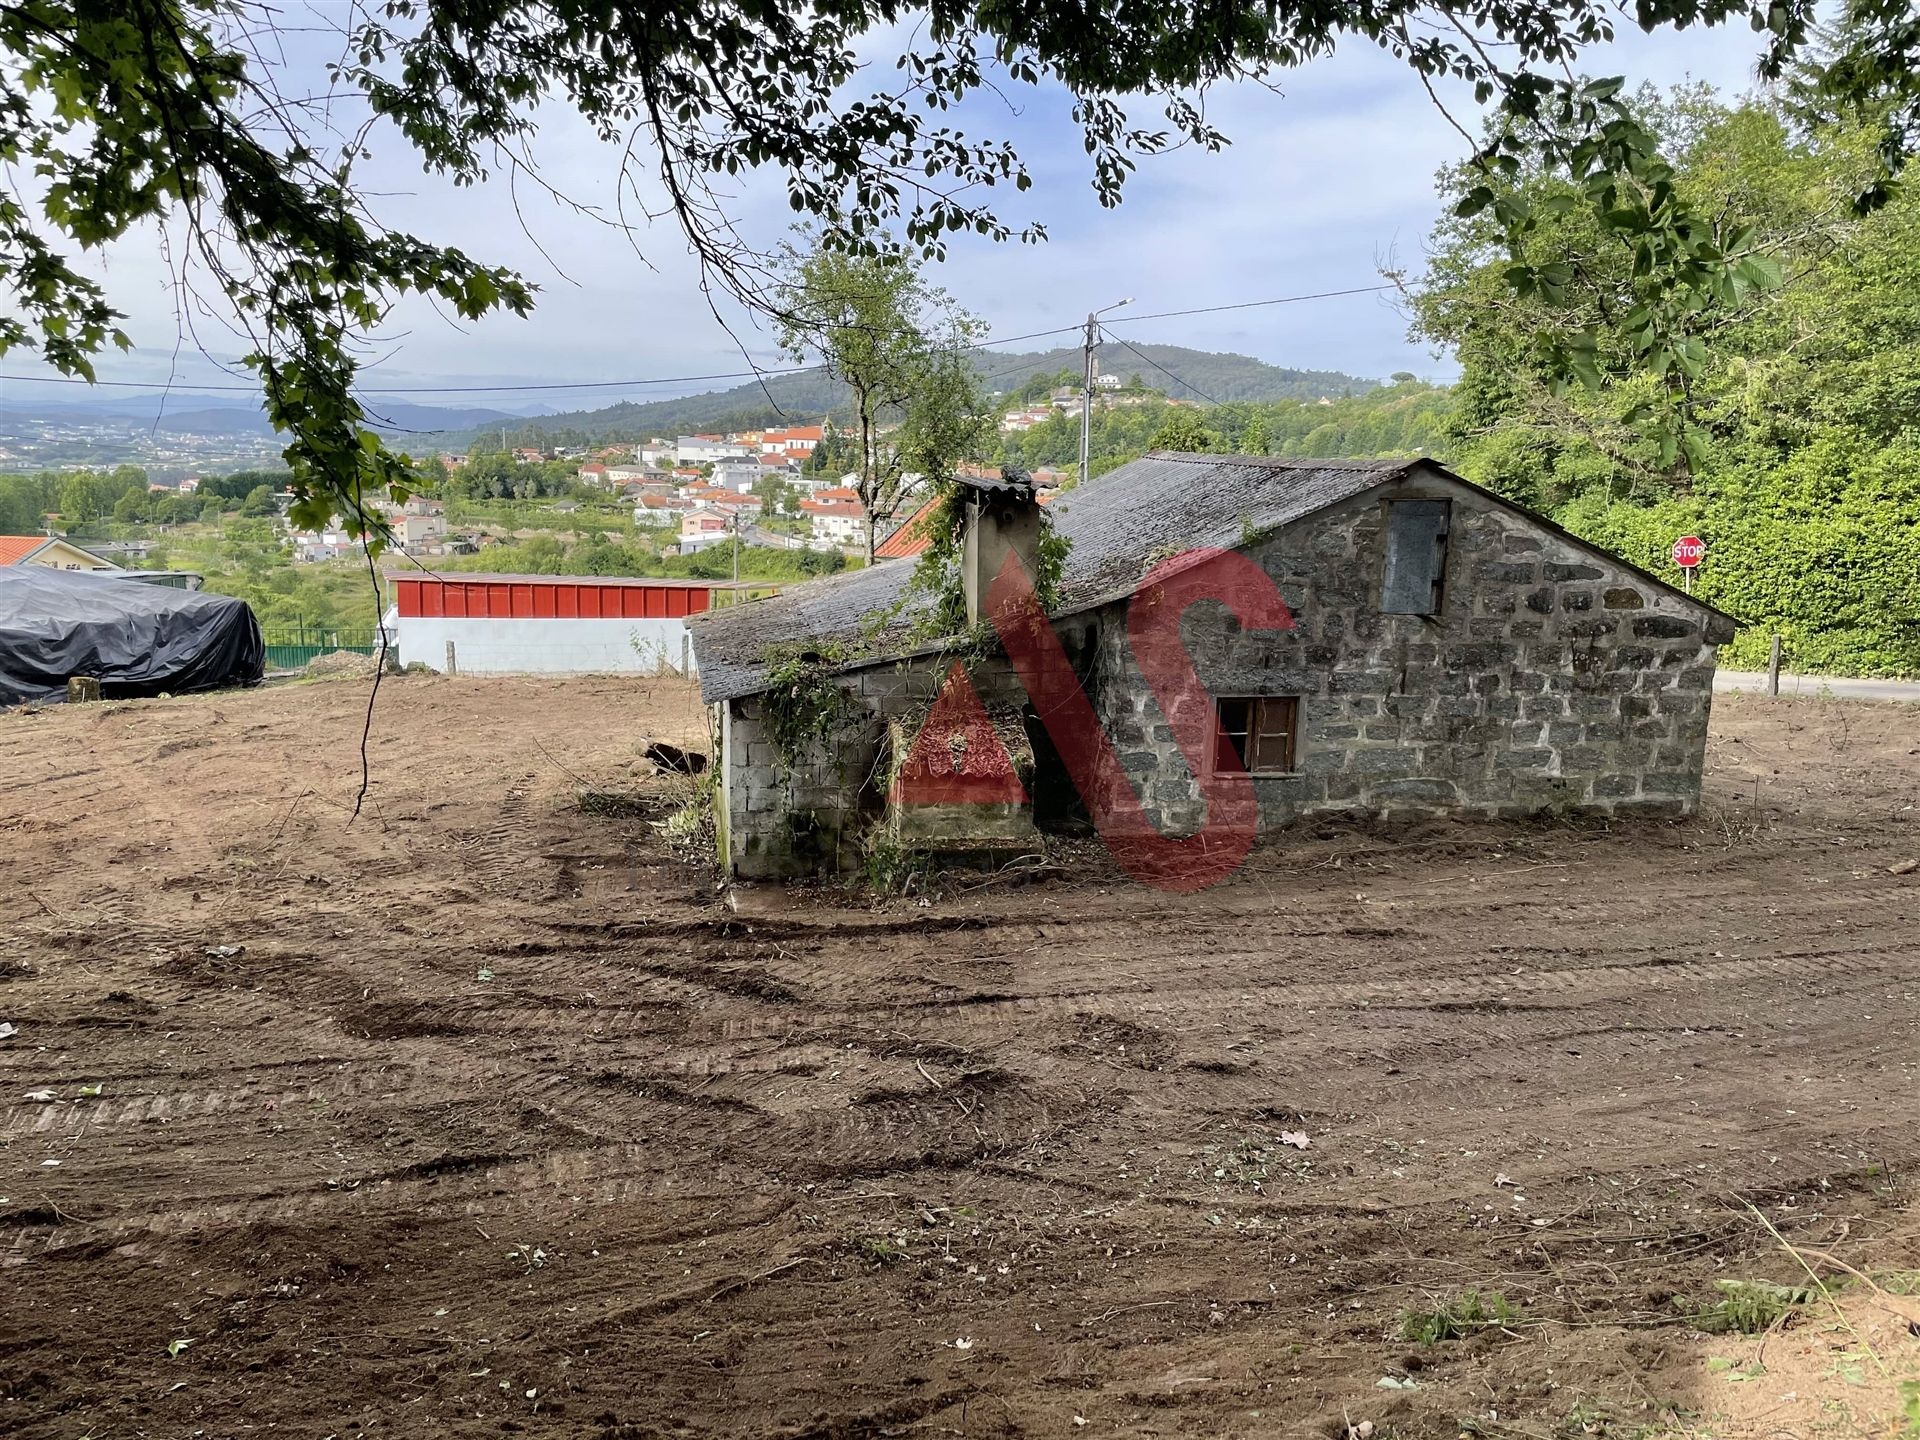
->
xmin=6 ymin=0 xmax=1920 ymax=547
xmin=773 ymin=233 xmax=989 ymax=558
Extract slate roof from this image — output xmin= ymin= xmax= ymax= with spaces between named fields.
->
xmin=688 ymin=453 xmax=1420 ymax=703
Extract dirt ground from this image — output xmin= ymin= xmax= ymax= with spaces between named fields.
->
xmin=2 ymin=673 xmax=1918 ymax=1440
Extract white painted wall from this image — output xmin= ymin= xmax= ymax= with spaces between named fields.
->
xmin=397 ymin=616 xmax=697 ymax=675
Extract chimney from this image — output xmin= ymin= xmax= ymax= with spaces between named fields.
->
xmin=960 ymin=467 xmax=1043 ymax=626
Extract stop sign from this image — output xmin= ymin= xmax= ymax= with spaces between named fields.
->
xmin=1672 ymin=535 xmax=1706 ymax=568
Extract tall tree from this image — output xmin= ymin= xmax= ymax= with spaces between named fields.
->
xmin=775 ymin=237 xmax=988 ymax=558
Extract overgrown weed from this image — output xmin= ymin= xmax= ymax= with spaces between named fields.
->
xmin=1397 ymin=1288 xmax=1517 ymax=1343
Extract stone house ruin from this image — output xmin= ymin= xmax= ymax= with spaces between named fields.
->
xmin=686 ymin=453 xmax=1737 ymax=880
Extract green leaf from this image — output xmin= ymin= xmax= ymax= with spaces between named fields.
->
xmin=1455 ymin=185 xmax=1495 ymax=218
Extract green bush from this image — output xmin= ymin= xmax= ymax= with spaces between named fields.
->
xmin=1553 ymin=436 xmax=1920 ymax=677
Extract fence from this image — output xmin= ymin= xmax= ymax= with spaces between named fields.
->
xmin=260 ymin=624 xmax=384 ymax=671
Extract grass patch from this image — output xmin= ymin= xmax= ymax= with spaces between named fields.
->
xmin=860 ymin=834 xmax=933 ymax=895
xmin=849 ymin=1234 xmax=907 ymax=1266
xmin=1397 ymin=1289 xmax=1518 ymax=1344
xmin=1688 ymin=1277 xmax=1819 ymax=1334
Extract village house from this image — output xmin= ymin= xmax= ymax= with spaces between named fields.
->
xmin=761 ymin=424 xmax=824 ymax=456
xmin=998 ymin=405 xmax=1055 ymax=434
xmin=0 ymin=535 xmax=121 ymax=572
xmin=679 ymin=505 xmax=734 ymax=553
xmin=393 ymin=511 xmax=448 ymax=553
xmin=678 ymin=434 xmax=756 ymax=465
xmin=635 ymin=492 xmax=694 ymax=522
xmin=710 ymin=459 xmax=763 ymax=493
xmin=290 ymin=524 xmax=362 ymax=562
xmin=686 ymin=452 xmax=1737 ymax=879
xmin=798 ymin=487 xmax=865 ymax=548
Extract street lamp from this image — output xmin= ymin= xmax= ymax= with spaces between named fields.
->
xmin=1081 ymin=298 xmax=1133 ymax=489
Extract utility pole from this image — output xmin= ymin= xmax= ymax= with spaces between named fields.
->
xmin=1080 ymin=298 xmax=1132 ymax=488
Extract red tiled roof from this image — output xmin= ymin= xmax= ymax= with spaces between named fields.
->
xmin=0 ymin=536 xmax=49 ymax=565
xmin=874 ymin=494 xmax=944 ymax=560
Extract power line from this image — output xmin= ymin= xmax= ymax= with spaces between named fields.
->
xmin=1109 ymin=283 xmax=1397 ymax=328
xmin=0 ymin=283 xmax=1398 ymax=397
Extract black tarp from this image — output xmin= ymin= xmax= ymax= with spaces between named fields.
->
xmin=0 ymin=566 xmax=264 ymax=704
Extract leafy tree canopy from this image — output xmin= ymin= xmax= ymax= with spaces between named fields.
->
xmin=1413 ymin=78 xmax=1920 ymax=674
xmin=4 ymin=0 xmax=1916 ymax=547
xmin=1145 ymin=408 xmax=1224 ymax=455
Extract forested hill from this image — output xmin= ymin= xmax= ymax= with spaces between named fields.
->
xmin=407 ymin=345 xmax=1378 ymax=449
xmin=975 ymin=343 xmax=1374 ymax=404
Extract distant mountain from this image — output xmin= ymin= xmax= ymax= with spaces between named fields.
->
xmin=974 ymin=343 xmax=1375 ymax=405
xmin=4 ymin=345 xmax=1379 ymax=456
xmin=403 ymin=345 xmax=1381 ymax=450
xmin=0 ymin=389 xmax=536 ymax=438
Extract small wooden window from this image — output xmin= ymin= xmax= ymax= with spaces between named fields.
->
xmin=1215 ymin=696 xmax=1299 ymax=775
xmin=1381 ymin=498 xmax=1450 ymax=615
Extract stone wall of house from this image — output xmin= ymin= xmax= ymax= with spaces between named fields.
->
xmin=1087 ymin=470 xmax=1732 ymax=835
xmin=719 ymin=471 xmax=1731 ymax=876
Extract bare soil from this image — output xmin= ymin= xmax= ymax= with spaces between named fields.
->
xmin=2 ymin=675 xmax=1918 ymax=1439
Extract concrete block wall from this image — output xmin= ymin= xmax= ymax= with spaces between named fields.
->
xmin=720 ymin=653 xmax=1038 ymax=878
xmin=400 ymin=616 xmax=695 ymax=675
xmin=1087 ymin=472 xmax=1728 ymax=835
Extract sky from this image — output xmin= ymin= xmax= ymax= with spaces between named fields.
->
xmin=2 ymin=8 xmax=1775 ymax=410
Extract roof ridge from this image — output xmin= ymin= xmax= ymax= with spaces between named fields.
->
xmin=1143 ymin=450 xmax=1419 ymax=471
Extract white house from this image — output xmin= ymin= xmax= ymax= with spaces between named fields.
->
xmin=760 ymin=424 xmax=824 ymax=455
xmin=394 ymin=512 xmax=447 ymax=552
xmin=677 ymin=435 xmax=756 ymax=465
xmin=800 ymin=496 xmax=864 ymax=547
xmin=710 ymin=459 xmax=762 ymax=493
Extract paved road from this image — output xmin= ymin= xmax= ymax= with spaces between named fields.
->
xmin=1717 ymin=669 xmax=1920 ymax=700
